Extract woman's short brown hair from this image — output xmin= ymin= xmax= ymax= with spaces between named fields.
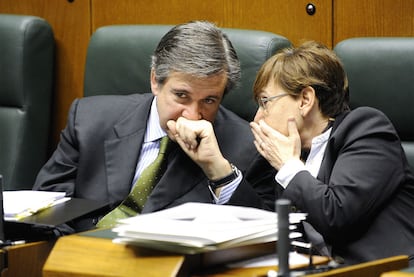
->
xmin=253 ymin=41 xmax=349 ymax=117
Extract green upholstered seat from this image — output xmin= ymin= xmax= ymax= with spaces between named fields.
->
xmin=0 ymin=14 xmax=54 ymax=190
xmin=334 ymin=37 xmax=414 ymax=168
xmin=83 ymin=24 xmax=291 ymax=121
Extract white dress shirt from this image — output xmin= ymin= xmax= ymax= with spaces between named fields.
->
xmin=276 ymin=128 xmax=332 ymax=188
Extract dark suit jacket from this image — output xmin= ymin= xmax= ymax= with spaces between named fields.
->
xmin=34 ymin=93 xmax=275 ymax=231
xmin=247 ymin=106 xmax=414 ymax=266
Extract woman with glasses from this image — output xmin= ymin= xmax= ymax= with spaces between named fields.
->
xmin=248 ymin=41 xmax=414 ymax=266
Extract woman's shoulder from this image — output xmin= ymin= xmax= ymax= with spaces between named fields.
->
xmin=340 ymin=106 xmax=392 ymax=125
xmin=335 ymin=106 xmax=398 ymax=137
xmin=349 ymin=106 xmax=387 ymax=116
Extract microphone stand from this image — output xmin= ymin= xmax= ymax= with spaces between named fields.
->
xmin=276 ymin=199 xmax=291 ymax=277
xmin=267 ymin=199 xmax=338 ymax=277
xmin=267 ymin=199 xmax=292 ymax=277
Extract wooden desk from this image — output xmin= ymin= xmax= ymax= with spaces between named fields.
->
xmin=43 ymin=231 xmax=410 ymax=277
xmin=382 ymin=273 xmax=414 ymax=277
xmin=43 ymin=232 xmax=328 ymax=277
xmin=43 ymin=234 xmax=185 ymax=277
xmin=304 ymin=255 xmax=409 ymax=277
xmin=191 ymin=256 xmax=409 ymax=277
xmin=382 ymin=266 xmax=414 ymax=277
xmin=1 ymin=240 xmax=54 ymax=277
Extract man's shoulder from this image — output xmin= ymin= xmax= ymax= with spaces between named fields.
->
xmin=69 ymin=93 xmax=152 ymax=129
xmin=214 ymin=105 xmax=256 ymax=166
xmin=78 ymin=93 xmax=151 ymax=107
xmin=215 ymin=105 xmax=251 ymax=126
xmin=73 ymin=93 xmax=151 ymax=115
xmin=214 ymin=106 xmax=253 ymax=143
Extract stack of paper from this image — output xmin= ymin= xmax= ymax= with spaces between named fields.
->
xmin=113 ymin=202 xmax=306 ymax=254
xmin=3 ymin=190 xmax=67 ymax=220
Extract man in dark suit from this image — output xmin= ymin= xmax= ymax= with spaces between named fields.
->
xmin=33 ymin=21 xmax=275 ymax=232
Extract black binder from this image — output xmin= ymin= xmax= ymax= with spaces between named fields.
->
xmin=4 ymin=197 xmax=107 ymax=241
xmin=12 ymin=198 xmax=107 ymax=227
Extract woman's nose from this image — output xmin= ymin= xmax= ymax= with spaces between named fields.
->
xmin=253 ymin=108 xmax=264 ymax=122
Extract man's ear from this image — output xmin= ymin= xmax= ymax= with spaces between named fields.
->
xmin=150 ymin=70 xmax=159 ymax=96
xmin=299 ymin=86 xmax=316 ymax=117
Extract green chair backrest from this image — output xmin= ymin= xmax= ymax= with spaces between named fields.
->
xmin=0 ymin=14 xmax=54 ymax=190
xmin=334 ymin=37 xmax=414 ymax=168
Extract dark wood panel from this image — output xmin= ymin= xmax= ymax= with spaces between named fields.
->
xmin=227 ymin=0 xmax=332 ymax=47
xmin=91 ymin=0 xmax=333 ymax=47
xmin=334 ymin=0 xmax=414 ymax=46
xmin=91 ymin=0 xmax=227 ymax=29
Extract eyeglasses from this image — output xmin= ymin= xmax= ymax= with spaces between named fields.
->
xmin=257 ymin=93 xmax=289 ymax=110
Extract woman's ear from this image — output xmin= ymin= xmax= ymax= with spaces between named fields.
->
xmin=150 ymin=70 xmax=159 ymax=96
xmin=299 ymin=86 xmax=316 ymax=117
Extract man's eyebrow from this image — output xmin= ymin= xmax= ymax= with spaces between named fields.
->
xmin=171 ymin=88 xmax=190 ymax=94
xmin=206 ymin=95 xmax=220 ymax=100
xmin=170 ymin=88 xmax=222 ymax=100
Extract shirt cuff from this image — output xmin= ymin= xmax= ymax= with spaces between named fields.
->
xmin=209 ymin=167 xmax=242 ymax=204
xmin=276 ymin=159 xmax=306 ymax=189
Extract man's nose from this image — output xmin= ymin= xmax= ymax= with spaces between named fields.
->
xmin=182 ymin=103 xmax=202 ymax=120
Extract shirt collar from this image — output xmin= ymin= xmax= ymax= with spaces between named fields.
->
xmin=144 ymin=96 xmax=167 ymax=143
xmin=311 ymin=127 xmax=332 ymax=146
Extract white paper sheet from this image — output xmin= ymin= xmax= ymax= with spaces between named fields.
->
xmin=3 ymin=190 xmax=67 ymax=220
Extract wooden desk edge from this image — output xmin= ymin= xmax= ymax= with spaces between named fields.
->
xmin=381 ymin=270 xmax=414 ymax=277
xmin=43 ymin=234 xmax=185 ymax=277
xmin=305 ymin=255 xmax=409 ymax=277
xmin=3 ymin=240 xmax=55 ymax=277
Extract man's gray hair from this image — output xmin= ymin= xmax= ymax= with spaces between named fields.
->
xmin=151 ymin=21 xmax=241 ymax=95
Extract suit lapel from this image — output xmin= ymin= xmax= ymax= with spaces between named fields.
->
xmin=104 ymin=95 xmax=153 ymax=204
xmin=317 ymin=111 xmax=348 ymax=183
